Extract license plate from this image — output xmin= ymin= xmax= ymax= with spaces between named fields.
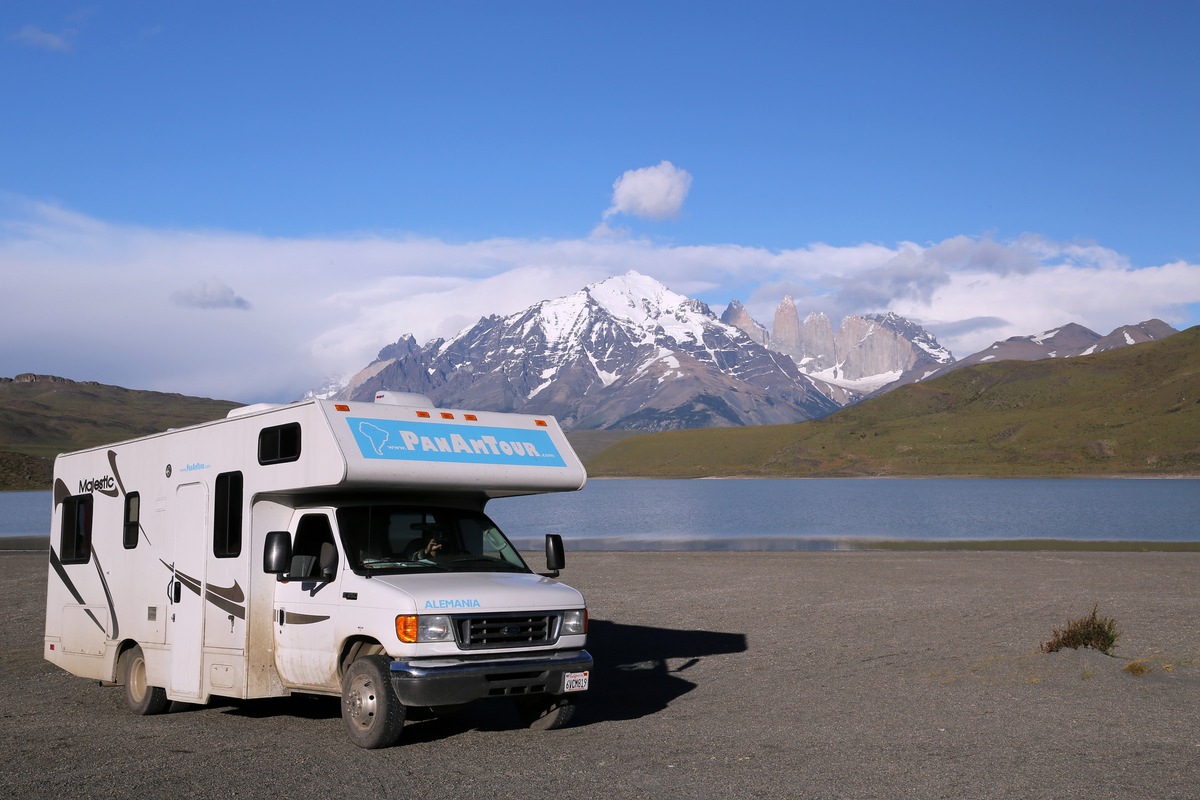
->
xmin=564 ymin=671 xmax=589 ymax=692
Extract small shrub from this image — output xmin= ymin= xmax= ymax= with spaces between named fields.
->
xmin=1123 ymin=659 xmax=1150 ymax=676
xmin=1041 ymin=604 xmax=1121 ymax=655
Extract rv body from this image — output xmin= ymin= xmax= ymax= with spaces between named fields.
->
xmin=44 ymin=395 xmax=591 ymax=747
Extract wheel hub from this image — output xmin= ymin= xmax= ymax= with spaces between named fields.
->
xmin=346 ymin=677 xmax=377 ymax=726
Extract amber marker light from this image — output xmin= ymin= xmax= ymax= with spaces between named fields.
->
xmin=464 ymin=414 xmax=478 ymax=421
xmin=334 ymin=404 xmax=350 ymax=412
xmin=535 ymin=419 xmax=548 ymax=427
xmin=416 ymin=411 xmax=431 ymax=418
xmin=396 ymin=615 xmax=418 ymax=644
xmin=441 ymin=412 xmax=454 ymax=419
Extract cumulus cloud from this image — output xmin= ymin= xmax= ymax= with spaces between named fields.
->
xmin=171 ymin=279 xmax=251 ymax=310
xmin=2 ymin=199 xmax=1197 ymax=403
xmin=602 ymin=161 xmax=693 ymax=222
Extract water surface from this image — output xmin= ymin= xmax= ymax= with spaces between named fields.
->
xmin=8 ymin=478 xmax=1198 ymax=550
xmin=486 ymin=477 xmax=1200 ymax=550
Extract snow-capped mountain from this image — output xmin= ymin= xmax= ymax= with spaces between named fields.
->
xmin=328 ymin=271 xmax=1179 ymax=431
xmin=341 ymin=272 xmax=841 ymax=431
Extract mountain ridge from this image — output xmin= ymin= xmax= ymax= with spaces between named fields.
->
xmin=586 ymin=325 xmax=1200 ymax=478
xmin=341 ymin=271 xmax=842 ymax=430
xmin=2 ymin=323 xmax=1193 ymax=490
xmin=337 ymin=271 xmax=1174 ymax=432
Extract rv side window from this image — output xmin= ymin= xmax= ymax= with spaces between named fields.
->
xmin=259 ymin=423 xmax=301 ymax=465
xmin=213 ymin=471 xmax=243 ymax=558
xmin=122 ymin=492 xmax=140 ymax=549
xmin=60 ymin=494 xmax=93 ymax=564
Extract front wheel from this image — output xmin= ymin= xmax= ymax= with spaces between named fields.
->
xmin=341 ymin=656 xmax=405 ymax=749
xmin=517 ymin=696 xmax=576 ymax=731
xmin=120 ymin=645 xmax=170 ymax=715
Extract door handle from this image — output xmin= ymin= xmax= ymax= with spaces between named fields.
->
xmin=172 ymin=580 xmax=182 ymax=604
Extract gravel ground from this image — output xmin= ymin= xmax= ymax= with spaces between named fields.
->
xmin=3 ymin=549 xmax=1198 ymax=799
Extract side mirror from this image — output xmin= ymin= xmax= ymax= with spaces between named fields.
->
xmin=264 ymin=530 xmax=292 ymax=575
xmin=544 ymin=533 xmax=565 ymax=577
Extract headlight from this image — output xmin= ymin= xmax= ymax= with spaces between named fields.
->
xmin=561 ymin=609 xmax=588 ymax=636
xmin=395 ymin=614 xmax=454 ymax=643
xmin=419 ymin=615 xmax=454 ymax=642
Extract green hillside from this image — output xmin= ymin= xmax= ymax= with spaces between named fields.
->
xmin=0 ymin=377 xmax=239 ymax=490
xmin=586 ymin=326 xmax=1200 ymax=478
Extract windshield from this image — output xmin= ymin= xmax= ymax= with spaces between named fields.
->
xmin=336 ymin=504 xmax=530 ymax=575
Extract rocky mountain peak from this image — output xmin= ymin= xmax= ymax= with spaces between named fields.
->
xmin=720 ymin=300 xmax=769 ymax=345
xmin=342 ymin=272 xmax=838 ymax=430
xmin=329 ymin=272 xmax=1176 ymax=427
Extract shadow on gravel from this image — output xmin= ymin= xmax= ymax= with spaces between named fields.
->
xmin=393 ymin=618 xmax=749 ymax=742
xmin=572 ymin=619 xmax=748 ymax=725
xmin=212 ymin=618 xmax=747 ymax=741
xmin=214 ymin=694 xmax=340 ymax=720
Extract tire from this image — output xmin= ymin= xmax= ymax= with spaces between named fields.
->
xmin=341 ymin=656 xmax=405 ymax=749
xmin=517 ymin=695 xmax=576 ymax=731
xmin=120 ymin=645 xmax=170 ymax=715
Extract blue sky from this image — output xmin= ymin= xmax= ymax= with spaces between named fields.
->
xmin=3 ymin=2 xmax=1198 ymax=403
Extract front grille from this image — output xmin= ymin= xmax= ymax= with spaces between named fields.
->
xmin=456 ymin=613 xmax=559 ymax=650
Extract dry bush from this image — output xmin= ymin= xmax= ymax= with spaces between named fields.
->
xmin=1041 ymin=604 xmax=1121 ymax=655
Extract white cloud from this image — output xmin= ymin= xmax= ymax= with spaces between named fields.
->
xmin=2 ymin=200 xmax=1197 ymax=403
xmin=602 ymin=161 xmax=693 ymax=222
xmin=12 ymin=25 xmax=73 ymax=52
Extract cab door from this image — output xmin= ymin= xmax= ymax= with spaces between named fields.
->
xmin=273 ymin=511 xmax=342 ymax=691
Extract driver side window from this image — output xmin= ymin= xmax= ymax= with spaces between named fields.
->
xmin=289 ymin=514 xmax=338 ymax=580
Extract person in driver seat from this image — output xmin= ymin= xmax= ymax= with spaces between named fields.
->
xmin=410 ymin=527 xmax=452 ymax=560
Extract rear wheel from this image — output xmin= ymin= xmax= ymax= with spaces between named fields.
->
xmin=517 ymin=695 xmax=576 ymax=731
xmin=341 ymin=656 xmax=405 ymax=749
xmin=120 ymin=645 xmax=170 ymax=715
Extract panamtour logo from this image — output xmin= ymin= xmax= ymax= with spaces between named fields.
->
xmin=347 ymin=417 xmax=567 ymax=467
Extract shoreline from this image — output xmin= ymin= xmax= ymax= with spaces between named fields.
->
xmin=7 ymin=534 xmax=1199 ymax=553
xmin=5 ymin=473 xmax=1199 ymax=493
xmin=590 ymin=472 xmax=1200 ymax=480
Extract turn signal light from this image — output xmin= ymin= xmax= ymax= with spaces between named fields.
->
xmin=396 ymin=615 xmax=418 ymax=644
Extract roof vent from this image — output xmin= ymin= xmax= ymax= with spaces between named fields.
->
xmin=374 ymin=391 xmax=434 ymax=407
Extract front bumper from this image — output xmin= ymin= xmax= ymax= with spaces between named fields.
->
xmin=389 ymin=649 xmax=592 ymax=707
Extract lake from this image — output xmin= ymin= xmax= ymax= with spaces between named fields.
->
xmin=7 ymin=478 xmax=1198 ymax=550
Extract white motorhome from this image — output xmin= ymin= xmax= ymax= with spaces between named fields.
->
xmin=43 ymin=392 xmax=591 ymax=748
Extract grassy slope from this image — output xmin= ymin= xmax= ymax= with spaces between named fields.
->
xmin=0 ymin=380 xmax=239 ymax=489
xmin=586 ymin=326 xmax=1200 ymax=478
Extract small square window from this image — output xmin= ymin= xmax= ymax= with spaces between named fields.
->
xmin=259 ymin=423 xmax=302 ymax=465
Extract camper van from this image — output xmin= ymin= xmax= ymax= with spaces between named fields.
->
xmin=43 ymin=392 xmax=591 ymax=749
